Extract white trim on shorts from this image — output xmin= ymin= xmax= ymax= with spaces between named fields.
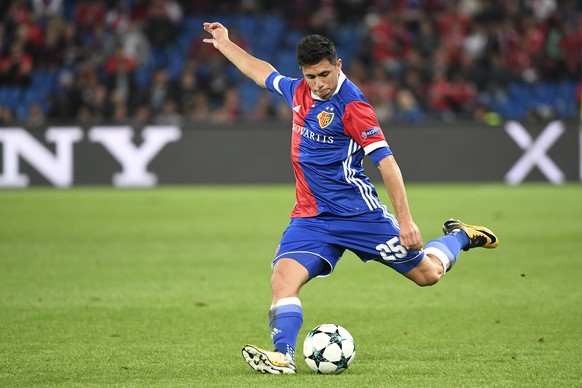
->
xmin=273 ymin=250 xmax=334 ymax=278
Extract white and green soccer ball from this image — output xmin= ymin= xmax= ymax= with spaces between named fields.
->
xmin=303 ymin=323 xmax=356 ymax=374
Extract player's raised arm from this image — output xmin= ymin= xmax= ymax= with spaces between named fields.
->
xmin=203 ymin=22 xmax=276 ymax=88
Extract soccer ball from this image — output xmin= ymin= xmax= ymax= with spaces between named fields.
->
xmin=303 ymin=323 xmax=356 ymax=374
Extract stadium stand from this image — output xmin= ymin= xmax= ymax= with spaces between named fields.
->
xmin=0 ymin=0 xmax=580 ymax=125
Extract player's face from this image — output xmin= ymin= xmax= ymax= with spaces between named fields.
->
xmin=301 ymin=59 xmax=342 ymax=100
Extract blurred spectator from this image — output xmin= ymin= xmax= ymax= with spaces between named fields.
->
xmin=75 ymin=62 xmax=101 ymax=107
xmin=248 ymin=92 xmax=275 ymax=121
xmin=110 ymin=90 xmax=129 ymax=122
xmin=306 ymin=7 xmax=336 ymax=37
xmin=59 ymin=22 xmax=86 ymax=68
xmin=345 ymin=57 xmax=367 ymax=88
xmin=436 ymin=1 xmax=472 ymax=37
xmin=522 ymin=14 xmax=546 ymax=62
xmin=104 ymin=44 xmax=137 ymax=104
xmin=416 ymin=17 xmax=440 ymax=60
xmin=428 ymin=70 xmax=454 ymax=114
xmin=544 ymin=14 xmax=567 ymax=80
xmin=360 ymin=63 xmax=396 ymax=122
xmin=120 ymin=20 xmax=150 ymax=67
xmin=0 ymin=42 xmax=33 ymax=86
xmin=463 ymin=22 xmax=488 ymax=60
xmin=393 ymin=88 xmax=423 ymax=122
xmin=105 ymin=44 xmax=137 ymax=75
xmin=528 ymin=0 xmax=557 ymax=20
xmin=74 ymin=0 xmax=106 ymax=36
xmin=105 ymin=0 xmax=129 ymax=35
xmin=32 ymin=0 xmax=63 ymax=18
xmin=3 ymin=1 xmax=34 ymax=41
xmin=401 ymin=68 xmax=429 ymax=111
xmin=39 ymin=16 xmax=66 ymax=69
xmin=284 ymin=0 xmax=320 ymax=30
xmin=457 ymin=51 xmax=485 ymax=91
xmin=83 ymin=23 xmax=116 ymax=67
xmin=134 ymin=67 xmax=177 ymax=116
xmin=560 ymin=19 xmax=582 ymax=77
xmin=202 ymin=57 xmax=235 ymax=108
xmin=483 ymin=52 xmax=512 ymax=95
xmin=275 ymin=99 xmax=293 ymax=121
xmin=175 ymin=70 xmax=201 ymax=114
xmin=48 ymin=70 xmax=81 ymax=119
xmin=133 ymin=103 xmax=152 ymax=124
xmin=363 ymin=14 xmax=414 ymax=77
xmin=143 ymin=0 xmax=182 ymax=48
xmin=76 ymin=104 xmax=93 ymax=124
xmin=448 ymin=73 xmax=477 ymax=114
xmin=184 ymin=92 xmax=210 ymax=121
xmin=155 ymin=99 xmax=182 ymax=126
xmin=26 ymin=101 xmax=46 ymax=127
xmin=0 ymin=105 xmax=16 ymax=125
xmin=212 ymin=87 xmax=241 ymax=123
xmin=439 ymin=18 xmax=467 ymax=69
xmin=14 ymin=18 xmax=44 ymax=61
xmin=84 ymin=83 xmax=111 ymax=121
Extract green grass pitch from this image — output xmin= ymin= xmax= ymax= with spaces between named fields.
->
xmin=1 ymin=184 xmax=581 ymax=387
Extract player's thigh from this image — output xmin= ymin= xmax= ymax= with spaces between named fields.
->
xmin=274 ymin=218 xmax=344 ymax=280
xmin=332 ymin=213 xmax=423 ymax=274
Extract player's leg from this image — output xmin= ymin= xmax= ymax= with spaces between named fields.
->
xmin=270 ymin=258 xmax=309 ymax=302
xmin=335 ymin=212 xmax=498 ymax=287
xmin=405 ymin=218 xmax=499 ymax=286
xmin=242 ymin=218 xmax=340 ymax=374
xmin=242 ymin=257 xmax=329 ymax=374
xmin=241 ymin=259 xmax=309 ymax=374
xmin=403 ymin=253 xmax=445 ymax=286
xmin=269 ymin=258 xmax=310 ymax=358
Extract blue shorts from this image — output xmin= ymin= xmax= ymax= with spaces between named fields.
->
xmin=273 ymin=211 xmax=424 ymax=280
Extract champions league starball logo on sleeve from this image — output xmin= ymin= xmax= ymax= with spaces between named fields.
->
xmin=360 ymin=127 xmax=381 ymax=139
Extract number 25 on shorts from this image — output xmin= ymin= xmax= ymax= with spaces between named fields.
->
xmin=376 ymin=237 xmax=408 ymax=262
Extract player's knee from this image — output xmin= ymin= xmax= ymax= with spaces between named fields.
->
xmin=270 ymin=258 xmax=309 ymax=300
xmin=270 ymin=271 xmax=299 ymax=300
xmin=270 ymin=273 xmax=286 ymax=299
xmin=407 ymin=269 xmax=442 ymax=287
xmin=405 ymin=260 xmax=443 ymax=287
xmin=412 ymin=273 xmax=440 ymax=287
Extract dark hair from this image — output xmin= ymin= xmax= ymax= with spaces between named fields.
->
xmin=296 ymin=34 xmax=338 ymax=68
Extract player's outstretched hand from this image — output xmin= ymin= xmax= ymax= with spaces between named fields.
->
xmin=203 ymin=22 xmax=230 ymax=48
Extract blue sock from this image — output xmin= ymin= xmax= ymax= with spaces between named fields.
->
xmin=269 ymin=297 xmax=303 ymax=359
xmin=452 ymin=230 xmax=470 ymax=249
xmin=424 ymin=231 xmax=468 ymax=271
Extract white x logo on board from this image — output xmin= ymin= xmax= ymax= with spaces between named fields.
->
xmin=505 ymin=121 xmax=565 ymax=185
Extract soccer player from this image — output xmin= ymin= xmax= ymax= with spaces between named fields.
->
xmin=202 ymin=22 xmax=499 ymax=374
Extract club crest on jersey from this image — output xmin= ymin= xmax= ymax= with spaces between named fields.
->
xmin=317 ymin=111 xmax=334 ymax=128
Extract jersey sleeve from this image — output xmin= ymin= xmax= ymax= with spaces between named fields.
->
xmin=265 ymin=71 xmax=301 ymax=108
xmin=343 ymin=100 xmax=389 ymax=154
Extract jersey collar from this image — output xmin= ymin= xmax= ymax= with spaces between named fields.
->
xmin=310 ymin=71 xmax=347 ymax=101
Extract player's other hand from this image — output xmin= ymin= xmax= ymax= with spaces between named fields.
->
xmin=399 ymin=220 xmax=423 ymax=251
xmin=203 ymin=22 xmax=230 ymax=48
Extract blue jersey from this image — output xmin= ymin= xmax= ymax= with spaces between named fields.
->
xmin=265 ymin=71 xmax=393 ymax=218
